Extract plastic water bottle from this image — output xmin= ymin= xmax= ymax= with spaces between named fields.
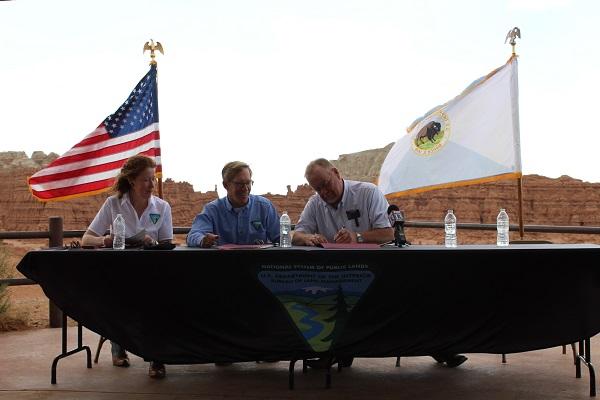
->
xmin=496 ymin=208 xmax=510 ymax=246
xmin=444 ymin=209 xmax=457 ymax=248
xmin=112 ymin=214 xmax=126 ymax=250
xmin=279 ymin=211 xmax=292 ymax=248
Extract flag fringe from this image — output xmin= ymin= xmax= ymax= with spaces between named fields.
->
xmin=383 ymin=171 xmax=522 ymax=199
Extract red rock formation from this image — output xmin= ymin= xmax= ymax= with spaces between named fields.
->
xmin=0 ymin=152 xmax=217 ymax=231
xmin=1 ymin=150 xmax=599 ymax=245
xmin=263 ymin=184 xmax=315 ymax=224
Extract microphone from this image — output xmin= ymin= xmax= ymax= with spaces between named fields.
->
xmin=387 ymin=205 xmax=409 ymax=247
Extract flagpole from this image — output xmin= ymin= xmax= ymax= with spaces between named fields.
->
xmin=517 ymin=177 xmax=524 ymax=239
xmin=505 ymin=27 xmax=524 ymax=239
xmin=144 ymin=39 xmax=165 ymax=199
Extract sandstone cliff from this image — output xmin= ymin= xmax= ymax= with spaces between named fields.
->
xmin=1 ymin=150 xmax=599 ymax=245
xmin=331 ymin=144 xmax=600 ymax=227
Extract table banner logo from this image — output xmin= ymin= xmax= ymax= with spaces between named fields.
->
xmin=258 ymin=264 xmax=374 ymax=352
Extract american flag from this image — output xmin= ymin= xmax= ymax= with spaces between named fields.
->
xmin=28 ymin=65 xmax=161 ymax=201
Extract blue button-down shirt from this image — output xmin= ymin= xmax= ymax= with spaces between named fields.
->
xmin=187 ymin=195 xmax=280 ymax=247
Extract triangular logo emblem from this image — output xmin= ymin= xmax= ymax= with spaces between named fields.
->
xmin=258 ymin=265 xmax=374 ymax=352
xmin=149 ymin=213 xmax=160 ymax=224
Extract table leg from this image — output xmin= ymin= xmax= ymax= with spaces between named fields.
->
xmin=575 ymin=338 xmax=596 ymax=397
xmin=584 ymin=338 xmax=596 ymax=397
xmin=50 ymin=315 xmax=91 ymax=384
xmin=288 ymin=359 xmax=296 ymax=390
xmin=325 ymin=356 xmax=334 ymax=389
xmin=576 ymin=340 xmax=583 ymax=379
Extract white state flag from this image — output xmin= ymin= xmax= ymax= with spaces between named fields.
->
xmin=379 ymin=56 xmax=522 ymax=198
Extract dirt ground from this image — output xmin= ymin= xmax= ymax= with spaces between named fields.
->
xmin=1 ymin=239 xmax=50 ymax=330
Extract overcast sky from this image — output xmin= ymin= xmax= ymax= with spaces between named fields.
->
xmin=1 ymin=0 xmax=598 ymax=196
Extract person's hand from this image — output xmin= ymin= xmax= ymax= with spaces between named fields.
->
xmin=102 ymin=235 xmax=113 ymax=248
xmin=306 ymin=234 xmax=328 ymax=246
xmin=143 ymin=235 xmax=158 ymax=246
xmin=334 ymin=228 xmax=356 ymax=243
xmin=201 ymin=233 xmax=219 ymax=248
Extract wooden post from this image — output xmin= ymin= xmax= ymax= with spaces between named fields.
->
xmin=158 ymin=177 xmax=163 ymax=199
xmin=517 ymin=177 xmax=525 ymax=239
xmin=48 ymin=217 xmax=64 ymax=328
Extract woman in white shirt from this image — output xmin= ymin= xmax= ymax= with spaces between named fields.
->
xmin=82 ymin=155 xmax=173 ymax=379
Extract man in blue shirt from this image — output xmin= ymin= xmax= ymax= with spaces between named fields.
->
xmin=187 ymin=161 xmax=280 ymax=247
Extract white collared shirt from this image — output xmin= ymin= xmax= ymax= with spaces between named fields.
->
xmin=295 ymin=180 xmax=391 ymax=242
xmin=88 ymin=193 xmax=173 ymax=241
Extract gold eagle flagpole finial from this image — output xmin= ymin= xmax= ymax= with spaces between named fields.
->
xmin=143 ymin=39 xmax=164 ymax=66
xmin=504 ymin=27 xmax=521 ymax=57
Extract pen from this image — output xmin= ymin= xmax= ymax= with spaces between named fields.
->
xmin=336 ymin=225 xmax=346 ymax=239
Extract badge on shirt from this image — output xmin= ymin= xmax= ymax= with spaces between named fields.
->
xmin=149 ymin=213 xmax=161 ymax=224
xmin=251 ymin=220 xmax=263 ymax=230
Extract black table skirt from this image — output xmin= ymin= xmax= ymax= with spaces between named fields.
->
xmin=17 ymin=244 xmax=600 ymax=364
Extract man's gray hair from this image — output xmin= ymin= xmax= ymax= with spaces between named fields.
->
xmin=304 ymin=158 xmax=334 ymax=179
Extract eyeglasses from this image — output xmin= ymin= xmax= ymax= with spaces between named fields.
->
xmin=312 ymin=175 xmax=333 ymax=194
xmin=231 ymin=180 xmax=254 ymax=189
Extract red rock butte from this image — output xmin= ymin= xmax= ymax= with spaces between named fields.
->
xmin=1 ymin=148 xmax=599 ymax=244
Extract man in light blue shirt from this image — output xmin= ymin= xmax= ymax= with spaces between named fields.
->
xmin=187 ymin=161 xmax=280 ymax=247
xmin=293 ymin=158 xmax=467 ymax=370
xmin=293 ymin=158 xmax=393 ymax=246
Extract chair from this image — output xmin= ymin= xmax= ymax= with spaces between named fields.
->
xmin=94 ymin=336 xmax=108 ymax=364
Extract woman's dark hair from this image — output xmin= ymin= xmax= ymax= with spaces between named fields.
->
xmin=112 ymin=155 xmax=156 ymax=198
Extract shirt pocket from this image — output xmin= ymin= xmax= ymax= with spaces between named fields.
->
xmin=250 ymin=220 xmax=265 ymax=233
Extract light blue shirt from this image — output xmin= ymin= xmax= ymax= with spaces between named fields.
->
xmin=187 ymin=195 xmax=280 ymax=247
xmin=295 ymin=180 xmax=391 ymax=242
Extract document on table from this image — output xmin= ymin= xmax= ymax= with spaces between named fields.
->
xmin=319 ymin=243 xmax=381 ymax=249
xmin=217 ymin=244 xmax=274 ymax=250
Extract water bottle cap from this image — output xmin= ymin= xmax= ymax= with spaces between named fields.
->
xmin=500 ymin=208 xmax=505 ymax=211
xmin=448 ymin=209 xmax=453 ymax=214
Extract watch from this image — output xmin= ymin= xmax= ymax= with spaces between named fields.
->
xmin=356 ymin=232 xmax=364 ymax=243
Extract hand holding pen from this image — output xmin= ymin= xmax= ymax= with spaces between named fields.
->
xmin=334 ymin=226 xmax=354 ymax=243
